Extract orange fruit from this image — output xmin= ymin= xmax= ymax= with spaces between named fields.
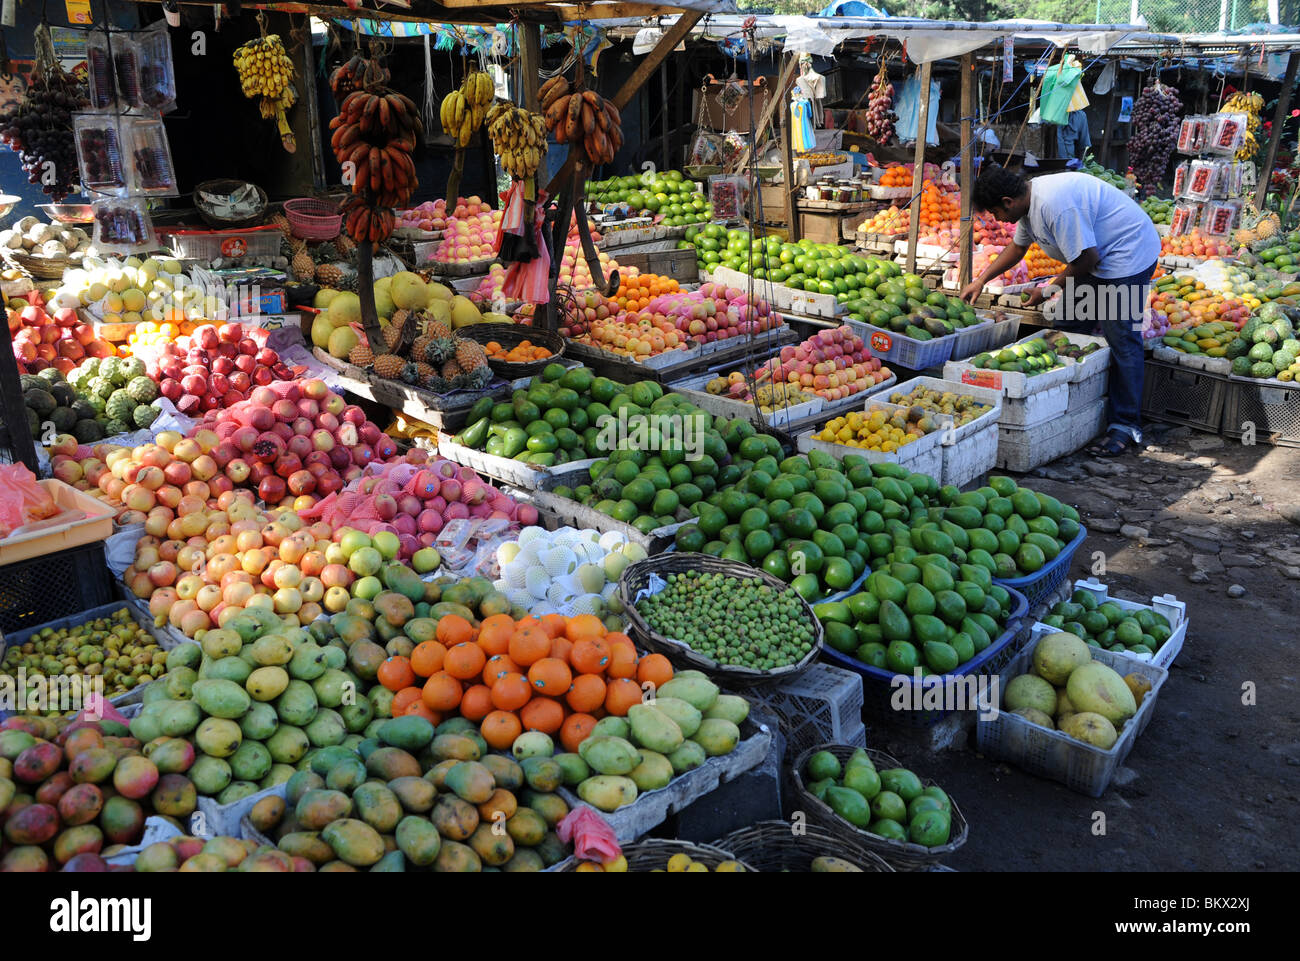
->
xmin=481 ymin=710 xmax=523 ymax=751
xmin=635 ymin=653 xmax=674 ymax=690
xmin=565 ymin=613 xmax=606 ymax=642
xmin=528 ymin=657 xmax=572 ymax=697
xmin=549 ymin=636 xmax=573 ymax=665
xmin=566 ymin=673 xmax=606 ymax=713
xmin=421 ymin=671 xmax=463 ymax=712
xmin=459 ymin=684 xmax=494 ymax=722
xmin=377 ymin=655 xmax=416 ymax=692
xmin=476 ymin=614 xmax=516 ymax=656
xmin=569 ymin=637 xmax=611 ymax=675
xmin=509 ymin=625 xmax=552 ymax=667
xmin=604 ymin=677 xmax=642 ymax=716
xmin=490 ymin=672 xmax=532 ymax=712
xmin=444 ymin=642 xmax=487 ymax=681
xmin=482 ymin=653 xmax=520 ymax=686
xmin=605 ymin=637 xmax=638 ymax=679
xmin=410 ymin=641 xmax=447 ymax=678
xmin=538 ymin=613 xmax=569 ymax=639
xmin=519 ymin=695 xmax=564 ymax=734
xmin=391 ymin=686 xmax=424 ymax=716
xmin=560 ymin=713 xmax=597 ymax=754
xmin=403 ymin=702 xmax=441 ymax=723
xmin=436 ymin=614 xmax=474 ymax=647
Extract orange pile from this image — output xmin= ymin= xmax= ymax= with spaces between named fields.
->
xmin=1025 ymin=243 xmax=1065 ymax=279
xmin=483 ymin=339 xmax=553 ymax=363
xmin=378 ymin=612 xmax=676 ymax=754
xmin=879 ymin=166 xmax=913 ymax=188
xmin=917 ymin=181 xmax=959 ymax=228
xmin=613 ymin=273 xmax=680 ymax=313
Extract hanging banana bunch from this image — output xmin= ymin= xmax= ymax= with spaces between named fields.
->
xmin=329 ymin=85 xmax=424 ymax=245
xmin=486 ymin=101 xmax=548 ymax=180
xmin=330 ymin=52 xmax=390 ymax=100
xmin=233 ymin=33 xmax=298 ymax=152
xmin=439 ymin=68 xmax=494 ymax=148
xmin=1220 ymin=90 xmax=1265 ymax=162
xmin=541 ymin=74 xmax=621 ymax=166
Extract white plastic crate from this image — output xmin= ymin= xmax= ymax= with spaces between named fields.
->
xmin=998 ymin=382 xmax=1070 ymax=429
xmin=996 ymin=397 xmax=1105 ymax=472
xmin=975 ymin=623 xmax=1169 ymax=797
xmin=1070 ymin=367 xmax=1109 ymax=408
xmin=796 ymin=397 xmax=947 ymax=478
xmin=885 ymin=375 xmax=1003 ymax=443
xmin=1067 ymin=578 xmax=1188 ymax=670
xmin=943 ymin=423 xmax=998 ymax=488
xmin=746 ymin=663 xmax=865 ymax=761
xmin=1018 ymin=329 xmax=1112 ymax=384
xmin=666 ymin=374 xmax=826 ymax=429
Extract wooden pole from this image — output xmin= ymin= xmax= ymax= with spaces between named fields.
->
xmin=660 ymin=60 xmax=670 ymax=172
xmin=906 ymin=61 xmax=933 ymax=276
xmin=959 ymin=53 xmax=974 ymax=290
xmin=734 ymin=56 xmax=800 ymax=173
xmin=520 ymin=22 xmax=542 ymax=112
xmin=1100 ymin=82 xmax=1119 ymax=169
xmin=357 ymin=241 xmax=382 ymax=349
xmin=780 ymin=55 xmax=799 ymax=240
xmin=1255 ymin=50 xmax=1300 ymax=211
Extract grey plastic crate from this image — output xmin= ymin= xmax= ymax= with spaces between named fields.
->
xmin=1221 ymin=378 xmax=1300 ymax=448
xmin=1140 ymin=358 xmax=1228 ymax=434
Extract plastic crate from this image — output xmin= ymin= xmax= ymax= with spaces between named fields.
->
xmin=160 ymin=225 xmax=282 ymax=261
xmin=974 ymin=623 xmax=1169 ymax=797
xmin=992 ymin=523 xmax=1088 ymax=610
xmin=1221 ymin=378 xmax=1300 ymax=448
xmin=745 ymin=662 xmax=866 ymax=761
xmin=1140 ymin=358 xmax=1228 ymax=433
xmin=995 ymin=397 xmax=1106 ymax=472
xmin=851 ymin=321 xmax=955 ymax=370
xmin=820 ymin=586 xmax=1029 ymax=727
xmin=948 ymin=319 xmax=995 ymax=361
xmin=0 ymin=540 xmax=115 ymax=635
xmin=0 ymin=479 xmax=115 ymax=565
xmin=1019 ymin=329 xmax=1111 ymax=383
xmin=1066 ymin=578 xmax=1188 ymax=670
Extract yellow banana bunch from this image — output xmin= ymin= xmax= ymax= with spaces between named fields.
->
xmin=488 ymin=104 xmax=548 ymax=180
xmin=440 ymin=90 xmax=468 ymax=135
xmin=233 ymin=34 xmax=297 ymax=151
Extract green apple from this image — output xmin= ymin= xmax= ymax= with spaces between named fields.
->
xmin=351 ymin=575 xmax=383 ymax=601
xmin=412 ymin=548 xmax=441 ymax=574
xmin=372 ymin=531 xmax=400 ymax=561
xmin=348 ymin=546 xmax=383 ymax=577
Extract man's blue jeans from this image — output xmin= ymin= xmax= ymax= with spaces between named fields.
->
xmin=1055 ymin=261 xmax=1156 ymax=443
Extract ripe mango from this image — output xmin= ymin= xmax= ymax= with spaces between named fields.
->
xmin=667 ymin=740 xmax=707 ymax=775
xmin=444 ymin=761 xmax=495 ymax=803
xmin=56 ymin=783 xmax=103 ymax=825
xmin=266 ymin=724 xmax=310 ymax=764
xmin=251 ymin=634 xmax=294 ymax=667
xmin=69 ymin=747 xmax=116 ymax=784
xmin=201 ymin=628 xmax=243 ymax=659
xmin=578 ymin=735 xmax=641 ymax=776
xmin=304 ymin=708 xmax=347 ymax=748
xmin=312 ymin=669 xmax=354 ymax=708
xmin=366 ymin=747 xmax=421 ymax=781
xmin=230 ymin=741 xmax=273 ymax=782
xmin=468 ymin=822 xmax=514 ymax=866
xmin=112 ymin=756 xmax=159 ymax=799
xmin=703 ymin=694 xmax=750 ymax=727
xmin=285 ymin=770 xmax=325 ymax=806
xmin=278 ymin=831 xmax=334 ymax=865
xmin=189 ymin=755 xmax=232 ymax=796
xmin=325 ymin=756 xmax=367 ymax=793
xmin=431 ymin=795 xmax=479 ymax=840
xmin=520 ymin=756 xmax=563 ymax=793
xmin=577 ymin=774 xmax=638 ymax=812
xmin=249 ymin=794 xmax=286 ymax=834
xmin=149 ymin=774 xmax=197 ymax=818
xmin=370 ymin=850 xmax=407 ymax=872
xmin=193 ymin=679 xmax=251 ymax=720
xmin=393 ymin=815 xmax=440 ymax=866
xmin=519 ymin=789 xmax=568 ymax=828
xmin=503 ymin=849 xmax=545 ymax=872
xmin=247 ymin=666 xmax=290 ymax=701
xmin=13 ymin=741 xmax=62 ymax=784
xmin=652 ymin=696 xmax=704 ymax=737
xmin=206 ymin=656 xmax=253 ymax=685
xmin=691 ymin=718 xmax=740 ymax=757
xmin=203 ymin=836 xmax=250 ymax=869
xmin=434 ymin=839 xmax=482 ymax=872
xmin=479 ymin=754 xmax=523 ymax=791
xmin=149 ymin=737 xmax=196 ymax=775
xmin=347 ymin=640 xmax=386 ymax=682
xmin=195 ymin=718 xmax=242 ymax=759
xmin=353 ymin=782 xmax=402 ymax=833
xmin=288 ymin=642 xmax=329 ymax=681
xmin=261 ymin=764 xmax=296 ymax=790
xmin=4 ymin=802 xmax=58 ymax=845
xmin=627 ymin=705 xmax=684 ymax=754
xmin=431 ymin=733 xmax=481 ymax=762
xmin=656 ymin=675 xmax=719 ymax=712
xmin=102 ymin=795 xmax=146 ymax=842
xmin=388 ymin=776 xmax=436 ymax=813
xmin=628 ymin=749 xmax=674 ymax=793
xmin=297 ymin=789 xmax=353 ymax=830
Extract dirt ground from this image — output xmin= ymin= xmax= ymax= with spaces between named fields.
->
xmin=874 ymin=425 xmax=1300 ymax=872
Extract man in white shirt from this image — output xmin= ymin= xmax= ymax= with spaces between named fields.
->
xmin=961 ymin=166 xmax=1160 ymax=457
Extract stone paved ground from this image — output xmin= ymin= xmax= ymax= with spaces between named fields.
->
xmin=874 ymin=426 xmax=1300 ymax=871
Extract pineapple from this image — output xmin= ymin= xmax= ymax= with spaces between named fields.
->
xmin=335 ymin=233 xmax=356 ymax=258
xmin=454 ymin=338 xmax=488 ymax=372
xmin=337 ymin=272 xmax=358 ymax=292
xmin=349 ymin=343 xmax=374 ymax=367
xmin=315 ymin=263 xmax=344 ymax=288
xmin=291 ymin=250 xmax=315 ymax=282
xmin=373 ymin=354 xmax=404 ymax=380
xmin=440 ymin=359 xmax=463 ymax=382
xmin=269 ymin=212 xmax=292 ymax=239
xmin=411 ymin=335 xmax=433 ymax=360
xmin=413 ymin=361 xmax=434 ymax=382
xmin=380 ymin=323 xmax=402 ymax=351
xmin=315 ymin=241 xmax=340 ymax=262
xmin=401 ymin=362 xmax=419 ymax=385
xmin=390 ymin=308 xmax=411 ymax=331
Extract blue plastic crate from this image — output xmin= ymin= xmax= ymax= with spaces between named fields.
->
xmin=992 ymin=524 xmax=1088 ymax=610
xmin=819 ymin=585 xmax=1030 ymax=727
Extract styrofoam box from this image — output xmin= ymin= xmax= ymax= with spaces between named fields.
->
xmin=1067 ymin=577 xmax=1188 ymax=670
xmin=943 ymin=423 xmax=998 ymax=489
xmin=796 ymin=398 xmax=947 ymax=477
xmin=1018 ymin=329 xmax=1111 ymax=384
xmin=995 ymin=397 xmax=1106 ymax=472
xmin=998 ymin=382 xmax=1070 ymax=428
xmin=942 ymin=353 xmax=1073 ymax=399
xmin=889 ymin=375 xmax=1003 ymax=444
xmin=1070 ymin=367 xmax=1109 ymax=408
xmin=665 ymin=373 xmax=825 ymax=428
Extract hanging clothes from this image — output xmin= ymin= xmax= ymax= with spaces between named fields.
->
xmin=791 ymin=99 xmax=816 ymax=153
xmin=894 ymin=73 xmax=941 ymax=146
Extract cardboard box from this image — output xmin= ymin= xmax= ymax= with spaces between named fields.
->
xmin=612 ymin=245 xmax=699 ymax=282
xmin=760 ymin=183 xmax=789 ymax=223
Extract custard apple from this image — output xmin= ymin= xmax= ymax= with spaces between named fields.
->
xmin=73 ymin=418 xmax=104 ymax=443
xmin=126 ymin=375 xmax=158 ymax=403
xmin=50 ymin=407 xmax=76 ymax=433
xmin=86 ymin=393 xmax=106 ymax=415
xmin=91 ymin=377 xmax=115 ymax=400
xmin=105 ymin=390 xmax=136 ymax=423
xmin=78 ymin=357 xmax=102 ymax=378
xmin=102 ymin=418 xmax=130 ymax=437
xmin=118 ymin=357 xmax=146 ymax=381
xmin=133 ymin=404 xmax=160 ymax=429
xmin=99 ymin=357 xmax=122 ymax=384
xmin=66 ymin=366 xmax=91 ymax=391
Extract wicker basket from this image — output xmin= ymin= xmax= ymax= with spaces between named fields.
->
xmin=715 ymin=820 xmax=894 ymax=872
xmin=618 ymin=553 xmax=825 ymax=690
xmin=283 ymin=197 xmax=343 ymax=241
xmin=2 ymin=248 xmax=69 ymax=280
xmin=456 ymin=323 xmax=565 ymax=378
xmin=194 ymin=179 xmax=268 ymax=229
xmin=560 ymin=838 xmax=756 ymax=872
xmin=791 ymin=744 xmax=968 ymax=871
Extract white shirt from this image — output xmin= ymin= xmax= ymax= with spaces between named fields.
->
xmin=1012 ymin=172 xmax=1161 ymax=279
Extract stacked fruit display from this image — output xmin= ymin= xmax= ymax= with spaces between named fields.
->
xmin=233 ymin=33 xmax=299 ymax=150
xmin=1 ymin=608 xmax=164 ymax=710
xmin=586 ymin=171 xmax=710 ymax=227
xmin=552 ymin=288 xmax=620 ymax=339
xmin=813 ymin=406 xmax=943 ymax=453
xmin=62 ymin=355 xmax=161 ymax=437
xmin=440 ymin=70 xmax=494 ymax=148
xmin=541 ymin=75 xmax=622 ymax=166
xmin=397 ymin=199 xmax=450 ymax=233
xmin=8 ymin=293 xmax=116 ymax=379
xmin=972 ymin=215 xmax=1016 ymax=247
xmin=1081 ymin=154 xmax=1132 ymax=191
xmin=1160 ymin=228 xmax=1233 ymax=260
xmin=140 ymin=321 xmax=294 ymax=416
xmin=1129 ymin=83 xmax=1182 ymax=196
xmin=1024 ymin=243 xmax=1065 ymax=280
xmin=803 ymin=748 xmax=954 ymax=848
xmin=431 ymin=202 xmax=502 ymax=265
xmin=839 ymin=264 xmax=986 ymax=340
xmin=1001 ymin=632 xmax=1146 ymax=747
xmin=352 ymin=304 xmax=499 ymax=394
xmin=611 ymin=272 xmax=680 ymax=313
xmin=492 ymin=526 xmax=644 ymax=623
xmin=333 ymin=82 xmax=424 ymax=244
xmin=968 ymin=339 xmax=1063 ymax=375
xmin=1041 ymin=587 xmax=1175 ymax=657
xmin=865 ymin=66 xmax=896 ymax=144
xmin=750 ymin=325 xmax=891 ymax=404
xmin=858 ymin=206 xmax=907 ymax=236
xmin=702 ymin=373 xmax=819 ymax=414
xmin=486 ymin=101 xmax=548 ymax=180
xmin=56 ymin=252 xmax=225 ymax=327
xmin=584 ymin=282 xmax=779 ymax=359
xmin=0 ymin=712 xmax=199 ymax=872
xmin=972 ymin=246 xmax=1030 ymax=287
xmin=1225 ymin=305 xmax=1300 ymax=380
xmin=509 ymin=670 xmax=750 ymax=814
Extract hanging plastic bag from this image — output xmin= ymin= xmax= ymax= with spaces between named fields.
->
xmin=0 ymin=464 xmax=60 ymax=539
xmin=1038 ymin=62 xmax=1083 ymax=126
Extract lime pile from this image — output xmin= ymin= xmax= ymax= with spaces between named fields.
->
xmin=587 ymin=170 xmax=711 ymax=227
xmin=805 ymin=748 xmax=953 ymax=847
xmin=1041 ymin=588 xmax=1174 ymax=656
xmin=637 ymin=570 xmax=817 ymax=670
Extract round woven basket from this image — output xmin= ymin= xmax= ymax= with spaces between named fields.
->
xmin=791 ymin=744 xmax=968 ymax=871
xmin=560 ymin=838 xmax=757 ymax=872
xmin=715 ymin=820 xmax=895 ymax=872
xmin=456 ymin=323 xmax=565 ymax=378
xmin=194 ymin=179 xmax=268 ymax=229
xmin=618 ymin=553 xmax=824 ymax=690
xmin=283 ymin=197 xmax=342 ymax=241
xmin=2 ymin=248 xmax=69 ymax=280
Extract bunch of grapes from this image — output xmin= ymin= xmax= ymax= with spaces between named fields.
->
xmin=0 ymin=65 xmax=86 ymax=200
xmin=1129 ymin=84 xmax=1182 ymax=197
xmin=866 ymin=67 xmax=896 ymax=145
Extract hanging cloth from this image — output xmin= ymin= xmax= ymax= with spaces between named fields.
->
xmin=790 ymin=99 xmax=815 ymax=153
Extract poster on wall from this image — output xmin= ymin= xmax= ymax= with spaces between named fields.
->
xmin=1117 ymin=96 xmax=1133 ymax=123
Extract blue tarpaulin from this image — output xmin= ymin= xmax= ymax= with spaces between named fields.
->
xmin=816 ymin=1 xmax=890 ymax=17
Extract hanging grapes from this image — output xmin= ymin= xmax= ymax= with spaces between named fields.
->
xmin=0 ymin=23 xmax=87 ymax=200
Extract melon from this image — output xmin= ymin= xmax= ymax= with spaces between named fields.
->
xmin=450 ymin=295 xmax=482 ymax=329
xmin=327 ymin=291 xmax=361 ymax=328
xmin=1004 ymin=674 xmax=1057 ymax=717
xmin=1032 ymin=632 xmax=1092 ymax=686
xmin=327 ymin=325 xmax=360 ymax=360
xmin=1010 ymin=707 xmax=1054 ymax=729
xmin=427 ymin=281 xmax=454 ymax=303
xmin=1058 ymin=711 xmax=1118 ymax=749
xmin=1065 ymin=662 xmax=1136 ymax=724
xmin=390 ymin=272 xmax=430 ymax=311
xmin=310 ymin=313 xmax=336 ymax=350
